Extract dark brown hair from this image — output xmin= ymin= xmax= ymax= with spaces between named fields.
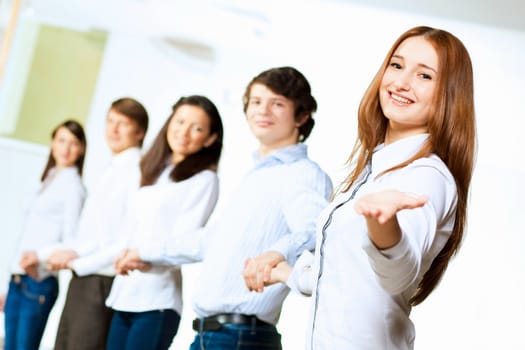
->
xmin=110 ymin=97 xmax=149 ymax=146
xmin=242 ymin=66 xmax=317 ymax=142
xmin=41 ymin=119 xmax=87 ymax=181
xmin=343 ymin=26 xmax=476 ymax=305
xmin=140 ymin=95 xmax=223 ymax=186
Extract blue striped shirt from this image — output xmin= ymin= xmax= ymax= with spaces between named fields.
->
xmin=141 ymin=143 xmax=332 ymax=324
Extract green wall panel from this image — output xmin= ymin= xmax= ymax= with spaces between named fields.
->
xmin=4 ymin=24 xmax=107 ymax=145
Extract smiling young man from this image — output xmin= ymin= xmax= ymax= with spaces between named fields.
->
xmin=46 ymin=97 xmax=149 ymax=350
xmin=115 ymin=67 xmax=333 ymax=350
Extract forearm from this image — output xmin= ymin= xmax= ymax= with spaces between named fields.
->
xmin=139 ymin=230 xmax=205 ymax=266
xmin=362 ymin=206 xmax=438 ymax=295
xmin=70 ymin=244 xmax=123 ymax=276
xmin=365 ymin=215 xmax=402 ymax=250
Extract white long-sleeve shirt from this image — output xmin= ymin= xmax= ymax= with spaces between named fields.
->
xmin=69 ymin=147 xmax=141 ymax=276
xmin=290 ymin=134 xmax=457 ymax=350
xmin=6 ymin=167 xmax=85 ymax=289
xmin=140 ymin=144 xmax=333 ymax=324
xmin=105 ymin=168 xmax=219 ymax=314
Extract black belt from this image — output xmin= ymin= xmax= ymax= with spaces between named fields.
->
xmin=192 ymin=313 xmax=272 ymax=331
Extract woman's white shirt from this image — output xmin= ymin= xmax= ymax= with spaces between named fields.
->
xmin=105 ymin=168 xmax=219 ymax=314
xmin=10 ymin=167 xmax=85 ymax=279
xmin=291 ymin=134 xmax=457 ymax=350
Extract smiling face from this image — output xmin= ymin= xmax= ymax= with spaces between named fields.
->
xmin=379 ymin=36 xmax=439 ymax=144
xmin=245 ymin=83 xmax=303 ymax=156
xmin=105 ymin=109 xmax=145 ymax=154
xmin=51 ymin=126 xmax=85 ymax=169
xmin=166 ymin=104 xmax=217 ymax=164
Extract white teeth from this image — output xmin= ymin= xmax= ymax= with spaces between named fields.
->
xmin=391 ymin=94 xmax=411 ymax=104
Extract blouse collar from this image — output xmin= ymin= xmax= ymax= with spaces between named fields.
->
xmin=371 ymin=134 xmax=429 ymax=177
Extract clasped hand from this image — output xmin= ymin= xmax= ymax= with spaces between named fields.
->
xmin=47 ymin=249 xmax=78 ymax=271
xmin=242 ymin=251 xmax=291 ymax=293
xmin=19 ymin=251 xmax=39 ymax=279
xmin=114 ymin=249 xmax=152 ymax=275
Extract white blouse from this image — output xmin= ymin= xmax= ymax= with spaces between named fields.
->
xmin=10 ymin=167 xmax=85 ymax=280
xmin=105 ymin=167 xmax=219 ymax=314
xmin=290 ymin=134 xmax=458 ymax=350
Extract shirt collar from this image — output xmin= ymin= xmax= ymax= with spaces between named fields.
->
xmin=371 ymin=134 xmax=429 ymax=176
xmin=46 ymin=166 xmax=77 ymax=178
xmin=252 ymin=143 xmax=308 ymax=168
xmin=111 ymin=146 xmax=142 ymax=166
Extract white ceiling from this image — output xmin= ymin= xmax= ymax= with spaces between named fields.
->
xmin=1 ymin=0 xmax=523 ymax=52
xmin=335 ymin=0 xmax=525 ymax=32
xmin=2 ymin=0 xmax=524 ymax=34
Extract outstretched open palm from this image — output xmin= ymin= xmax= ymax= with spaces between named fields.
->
xmin=355 ymin=190 xmax=428 ymax=224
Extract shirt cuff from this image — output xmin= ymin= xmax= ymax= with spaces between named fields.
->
xmin=70 ymin=255 xmax=114 ymax=277
xmin=286 ymin=250 xmax=315 ymax=296
xmin=361 ymin=230 xmax=411 ymax=261
xmin=138 ymin=241 xmax=168 ymax=265
xmin=270 ymin=239 xmax=297 ymax=266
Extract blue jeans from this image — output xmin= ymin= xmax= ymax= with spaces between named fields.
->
xmin=4 ymin=275 xmax=59 ymax=350
xmin=106 ymin=309 xmax=181 ymax=350
xmin=189 ymin=323 xmax=282 ymax=350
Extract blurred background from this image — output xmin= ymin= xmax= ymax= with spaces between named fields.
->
xmin=0 ymin=0 xmax=524 ymax=349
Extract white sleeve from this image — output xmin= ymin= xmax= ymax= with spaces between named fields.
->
xmin=37 ymin=174 xmax=86 ymax=262
xmin=71 ymin=166 xmax=141 ymax=275
xmin=139 ymin=171 xmax=219 ymax=265
xmin=70 ymin=242 xmax=127 ymax=276
xmin=286 ymin=250 xmax=315 ymax=296
xmin=59 ymin=176 xmax=86 ymax=244
xmin=361 ymin=163 xmax=456 ymax=295
xmin=270 ymin=167 xmax=332 ymax=265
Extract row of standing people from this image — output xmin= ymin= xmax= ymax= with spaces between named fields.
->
xmin=1 ymin=65 xmax=330 ymax=350
xmin=1 ymin=25 xmax=476 ymax=350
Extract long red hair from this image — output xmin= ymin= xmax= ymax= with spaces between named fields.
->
xmin=342 ymin=26 xmax=476 ymax=305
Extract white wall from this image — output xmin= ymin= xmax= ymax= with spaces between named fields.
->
xmin=1 ymin=1 xmax=524 ymax=349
